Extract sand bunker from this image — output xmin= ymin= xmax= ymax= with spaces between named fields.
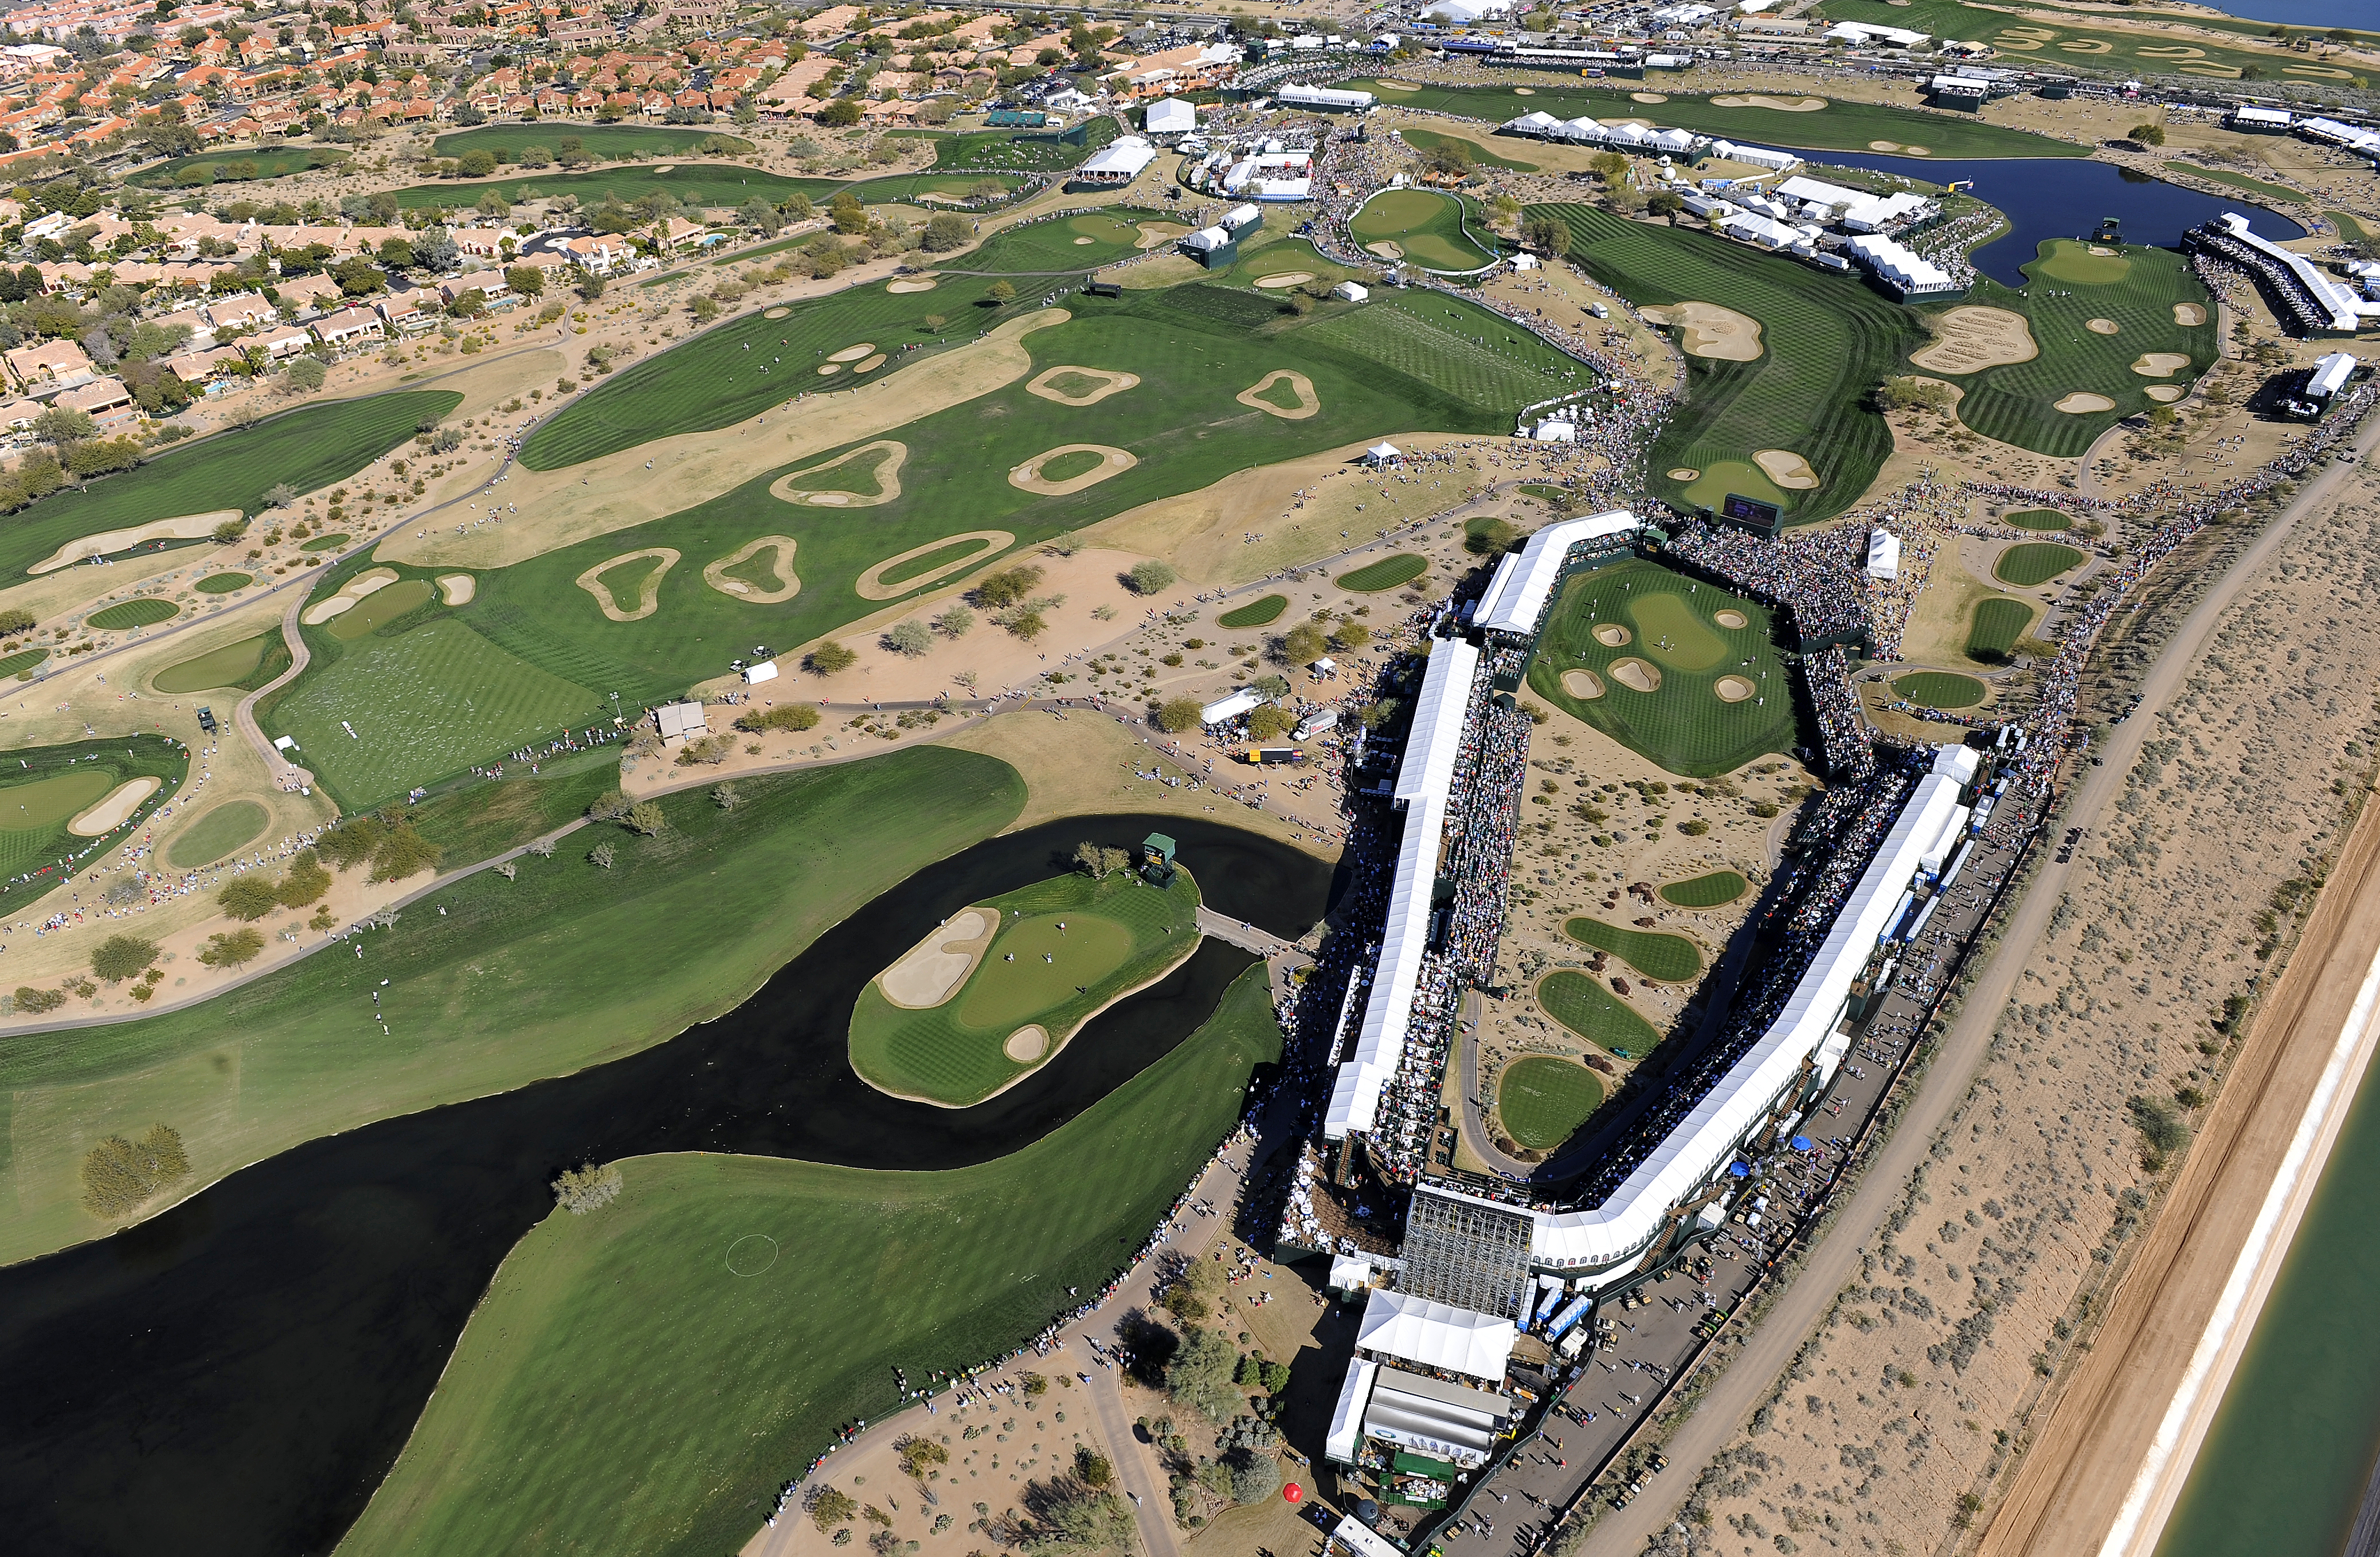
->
xmin=887 ymin=277 xmax=938 ymax=294
xmin=575 ymin=547 xmax=679 ymax=622
xmin=435 ymin=573 xmax=475 ymax=605
xmin=2146 ymin=384 xmax=2187 ymax=402
xmin=1009 ymin=444 xmax=1137 ymax=496
xmin=30 ymin=509 xmax=245 ymax=575
xmin=2055 ymin=391 xmax=2117 ymax=413
xmin=879 ymin=907 xmax=995 ymax=1008
xmin=2089 ymin=245 xmax=2119 ymax=257
xmin=855 ymin=530 xmax=1015 ymax=601
xmin=1073 ymin=236 xmax=1095 ymax=245
xmin=1911 ymin=306 xmax=2038 ymax=373
xmin=1715 ymin=675 xmax=1756 ymax=704
xmin=1028 ymin=366 xmax=1142 ymax=406
xmin=770 ymin=440 xmax=907 ymax=509
xmin=764 ymin=307 xmax=790 ymax=319
xmin=815 ymin=362 xmax=843 ymax=377
xmin=1004 ymin=1025 xmax=1050 ymax=1063
xmin=1611 ymin=658 xmax=1662 ymax=693
xmin=1237 ymin=370 xmax=1320 ymax=420
xmin=1594 ymin=623 xmax=1633 ymax=647
xmin=1642 ymin=301 xmax=1763 ymax=362
xmin=1870 ymin=140 xmax=1906 ymax=152
xmin=703 ymin=536 xmax=801 ymax=603
xmin=2086 ymin=318 xmax=2121 ymax=335
xmin=1754 ymin=448 xmax=1821 ymax=490
xmin=1135 ymin=222 xmax=1187 ymax=249
xmin=2174 ymin=302 xmax=2207 ymax=326
xmin=1667 ymin=467 xmax=1701 ymax=481
xmin=855 ymin=353 xmax=886 ymax=373
xmin=1714 ymin=94 xmax=1826 ymax=110
xmin=2131 ymin=351 xmax=2191 ymax=377
xmin=828 ymin=343 xmax=877 ymax=363
xmin=1254 ymin=271 xmax=1316 ymax=288
xmin=1631 ymin=92 xmax=1668 ymax=104
xmin=300 ymin=567 xmax=398 ymax=625
xmin=69 ymin=776 xmax=159 ymax=836
xmin=1714 ymin=608 xmax=1748 ymax=629
xmin=1561 ymin=668 xmax=1605 ymax=699
xmin=1364 ymin=241 xmax=1404 ymax=259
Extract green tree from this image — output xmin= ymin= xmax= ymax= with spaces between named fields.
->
xmin=218 ymin=875 xmax=283 ymax=920
xmin=1164 ymin=1327 xmax=1242 ymax=1421
xmin=922 ymin=212 xmax=971 ymax=252
xmin=1156 ymin=697 xmax=1203 ymax=733
xmin=1247 ymin=705 xmax=1295 ymax=741
xmin=552 ymin=1161 xmax=623 ymax=1212
xmin=80 ymin=1124 xmax=190 ymax=1216
xmin=807 ymin=640 xmax=858 ymax=674
xmin=91 ymin=934 xmax=159 ymax=983
xmin=985 ymin=279 xmax=1016 ymax=305
xmin=819 ymin=96 xmax=863 ymax=126
xmin=1280 ymin=623 xmax=1328 ymax=664
xmin=976 ymin=565 xmax=1043 ymax=607
xmin=1521 ymin=212 xmax=1566 ymax=255
xmin=279 ymin=355 xmax=327 ymax=395
xmin=1126 ymin=559 xmax=1177 ymax=595
xmin=32 ymin=405 xmax=94 ymax=445
xmin=624 ymin=800 xmax=667 ymax=834
xmin=1332 ymin=621 xmax=1372 ymax=651
xmin=504 ymin=264 xmax=544 ymax=298
xmin=736 ymin=703 xmax=823 ymax=733
xmin=830 ymin=188 xmax=868 ymax=233
xmin=1646 ymin=189 xmax=1685 ymax=222
xmin=456 ymin=148 xmax=497 ymax=177
xmin=2129 ymin=122 xmax=2165 ymax=146
xmin=808 ymin=1486 xmax=860 ymax=1529
xmin=884 ymin=619 xmax=933 ymax=656
xmin=197 ymin=927 xmax=266 ymax=967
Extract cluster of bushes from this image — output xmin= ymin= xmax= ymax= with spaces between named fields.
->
xmin=217 ymin=850 xmax=332 ymax=921
xmin=736 ymin=702 xmax=823 ymax=734
xmin=316 ymin=812 xmax=441 ymax=884
xmin=80 ymin=1123 xmax=190 ymax=1218
xmin=551 ymin=1161 xmax=624 ymax=1214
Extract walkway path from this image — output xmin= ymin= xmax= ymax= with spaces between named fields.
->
xmin=230 ymin=593 xmax=314 ymax=792
xmin=1195 ymin=905 xmax=1302 ymax=960
xmin=1577 ymin=386 xmax=2380 ymax=1556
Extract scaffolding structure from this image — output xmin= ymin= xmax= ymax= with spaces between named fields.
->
xmin=1399 ymin=1184 xmax=1534 ymax=1320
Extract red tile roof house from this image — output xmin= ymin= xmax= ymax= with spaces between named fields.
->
xmin=54 ymin=375 xmax=136 ymax=428
xmin=311 ymin=305 xmax=385 ymax=350
xmin=248 ymin=323 xmax=315 ymax=361
xmin=5 ymin=336 xmax=95 ymax=395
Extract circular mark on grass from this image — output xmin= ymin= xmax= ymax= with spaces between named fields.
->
xmin=1009 ymin=443 xmax=1137 ymax=496
xmin=1714 ymin=608 xmax=1748 ymax=629
xmin=1714 ymin=675 xmax=1755 ymax=703
xmin=726 ymin=1235 xmax=778 ymax=1276
xmin=1610 ymin=657 xmax=1662 ymax=693
xmin=856 ymin=530 xmax=1015 ymax=601
xmin=1594 ymin=623 xmax=1632 ymax=647
xmin=1005 ymin=1024 xmax=1050 ymax=1062
xmin=1561 ymin=668 xmax=1604 ymax=699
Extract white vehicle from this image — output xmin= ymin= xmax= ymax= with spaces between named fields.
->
xmin=1586 ymin=300 xmax=1609 ymax=319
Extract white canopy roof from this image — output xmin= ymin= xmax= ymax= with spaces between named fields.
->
xmin=1865 ymin=529 xmax=1901 ymax=580
xmin=1474 ymin=510 xmax=1638 ymax=637
xmin=1326 ymin=1358 xmax=1378 ymax=1464
xmin=1365 ymin=441 xmax=1401 ymax=461
xmin=1356 ymin=1290 xmax=1515 ymax=1383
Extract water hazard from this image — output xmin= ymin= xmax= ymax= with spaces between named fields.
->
xmin=1795 ymin=152 xmax=2307 ymax=290
xmin=0 ymin=814 xmax=1333 ymax=1557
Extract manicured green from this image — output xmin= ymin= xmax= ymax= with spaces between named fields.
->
xmin=165 ymin=799 xmax=271 ymax=869
xmin=0 ymin=647 xmax=46 ymax=679
xmin=0 ymin=745 xmax=1027 ymax=1267
xmin=1535 ymin=202 xmax=1917 ymax=525
xmin=1348 ymin=188 xmax=1497 ymax=272
xmin=1659 ymin=869 xmax=1749 ymax=908
xmin=1497 ymin=1056 xmax=1605 ymax=1150
xmin=1891 ymin=670 xmax=1987 ymax=710
xmin=300 ymin=533 xmax=351 ymax=551
xmin=432 ymin=124 xmax=755 ymax=159
xmin=85 ymin=598 xmax=178 ymax=631
xmin=1994 ymin=541 xmax=2085 ymax=587
xmin=1811 ymin=0 xmax=2305 ymax=85
xmin=0 ymin=392 xmax=457 ymax=581
xmin=152 ymin=631 xmax=286 ymax=694
xmin=1536 ymin=971 xmax=1662 ymax=1056
xmin=128 ymin=144 xmax=348 ymax=188
xmin=2167 ymin=161 xmax=2300 ymax=205
xmin=1335 ymin=553 xmax=1429 ymax=593
xmin=340 ymin=961 xmax=1279 ymax=1557
xmin=1935 ymin=241 xmax=2217 ymax=457
xmin=1350 ymin=76 xmax=2085 ymax=159
xmin=325 ymin=578 xmax=438 ymax=641
xmin=1527 ymin=558 xmax=1797 ymax=778
xmin=1401 ymin=126 xmax=1538 ymax=173
xmin=193 ymin=572 xmax=250 ymax=593
xmin=2006 ymin=507 xmax=2073 ymax=532
xmin=0 ymin=736 xmax=184 ymax=889
xmin=1218 ymin=594 xmax=1289 ymax=629
xmin=848 ymin=865 xmax=1201 ymax=1106
xmin=1302 ymin=289 xmax=1588 ymax=412
xmin=1562 ymin=916 xmax=1703 ymax=982
xmin=1966 ymin=596 xmax=2035 ymax=661
xmin=2330 ymin=211 xmax=2372 ymax=244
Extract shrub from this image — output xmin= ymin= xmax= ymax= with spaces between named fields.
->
xmin=1164 ymin=1328 xmax=1241 ymax=1421
xmin=197 ymin=927 xmax=265 ymax=967
xmin=975 ymin=565 xmax=1044 ymax=608
xmin=217 ymin=875 xmax=283 ymax=920
xmin=366 ymin=823 xmax=439 ymax=883
xmin=713 ymin=783 xmax=742 ymax=810
xmin=91 ymin=934 xmax=159 ymax=983
xmin=1156 ymin=697 xmax=1202 ymax=733
xmin=808 ymin=1486 xmax=860 ymax=1530
xmin=884 ymin=619 xmax=933 ymax=657
xmin=1075 ymin=1445 xmax=1113 ymax=1488
xmin=624 ymin=800 xmax=668 ymax=834
xmin=80 ymin=1124 xmax=190 ymax=1217
xmin=589 ymin=842 xmax=617 ymax=869
xmin=1281 ymin=623 xmax=1328 ymax=664
xmin=737 ymin=703 xmax=822 ymax=733
xmin=807 ymin=640 xmax=858 ymax=674
xmin=552 ymin=1161 xmax=623 ymax=1213
xmin=897 ymin=1435 xmax=949 ymax=1478
xmin=922 ymin=212 xmax=971 ymax=252
xmin=315 ymin=815 xmax=387 ymax=871
xmin=1224 ymin=1447 xmax=1278 ymax=1504
xmin=1126 ymin=560 xmax=1177 ymax=595
xmin=675 ymin=733 xmax=734 ymax=766
xmin=277 ymin=851 xmax=331 ymax=907
xmin=14 ymin=985 xmax=66 ymax=1014
xmin=1248 ymin=705 xmax=1294 ymax=741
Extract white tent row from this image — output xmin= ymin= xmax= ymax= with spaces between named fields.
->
xmin=1326 ymin=1358 xmax=1379 ymax=1464
xmin=2299 ymin=116 xmax=2380 ymax=157
xmin=1528 ymin=746 xmax=1979 ymax=1272
xmin=1497 ymin=112 xmax=1696 ymax=155
xmin=1355 ymin=1289 xmax=1516 ymax=1383
xmin=1845 ymin=233 xmax=1958 ymax=295
xmin=1473 ymin=510 xmax=1638 ymax=637
xmin=2214 ymin=212 xmax=2380 ymax=331
xmin=1708 ymin=138 xmax=1799 ymax=173
xmin=1774 ymin=174 xmax=1935 ymax=234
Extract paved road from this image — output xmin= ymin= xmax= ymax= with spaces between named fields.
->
xmin=1085 ymin=1353 xmax=1182 ymax=1557
xmin=1577 ymin=405 xmax=2380 ymax=1555
xmin=230 ymin=593 xmax=314 ymax=790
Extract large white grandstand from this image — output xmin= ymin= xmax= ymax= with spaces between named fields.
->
xmin=1474 ymin=509 xmax=1641 ymax=639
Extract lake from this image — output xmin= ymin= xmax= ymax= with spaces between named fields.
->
xmin=1798 ymin=152 xmax=2307 ymax=290
xmin=0 ymin=813 xmax=1334 ymax=1557
xmin=2198 ymin=0 xmax=2367 ymax=26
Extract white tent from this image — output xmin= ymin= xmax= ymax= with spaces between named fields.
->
xmin=1355 ymin=1290 xmax=1515 ymax=1383
xmin=1865 ymin=529 xmax=1901 ymax=581
xmin=1200 ymin=689 xmax=1260 ymax=725
xmin=1145 ymin=97 xmax=1197 ymax=136
xmin=1364 ymin=442 xmax=1401 ymax=466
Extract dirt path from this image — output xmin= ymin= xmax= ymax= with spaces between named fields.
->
xmin=1576 ymin=392 xmax=2380 ymax=1557
xmin=1980 ymin=773 xmax=2380 ymax=1557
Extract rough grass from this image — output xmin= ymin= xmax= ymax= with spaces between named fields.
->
xmin=1993 ymin=541 xmax=2084 ymax=587
xmin=1536 ymin=970 xmax=1662 ymax=1056
xmin=1400 ymin=126 xmax=1539 ymax=173
xmin=1525 ymin=558 xmax=1798 ymax=778
xmin=847 ymin=867 xmax=1201 ymax=1106
xmin=1891 ymin=670 xmax=1987 ymax=710
xmin=1810 ymin=0 xmax=2299 ymax=84
xmin=0 ymin=746 xmax=1027 ymax=1268
xmin=430 ymin=124 xmax=754 ymax=159
xmin=1334 ymin=553 xmax=1429 ymax=593
xmin=1535 ymin=201 xmax=1915 ymax=525
xmin=336 ymin=963 xmax=1279 ymax=1557
xmin=152 ymin=632 xmax=286 ymax=694
xmin=1497 ymin=1055 xmax=1605 ymax=1150
xmin=1561 ymin=916 xmax=1704 ymax=981
xmin=2164 ymin=161 xmax=2300 ymax=205
xmin=165 ymin=799 xmax=271 ymax=869
xmin=1218 ymin=594 xmax=1289 ymax=628
xmin=1659 ymin=869 xmax=1748 ymax=907
xmin=0 ymin=392 xmax=457 ymax=581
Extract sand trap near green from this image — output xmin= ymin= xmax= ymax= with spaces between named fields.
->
xmin=849 ymin=865 xmax=1201 ymax=1106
